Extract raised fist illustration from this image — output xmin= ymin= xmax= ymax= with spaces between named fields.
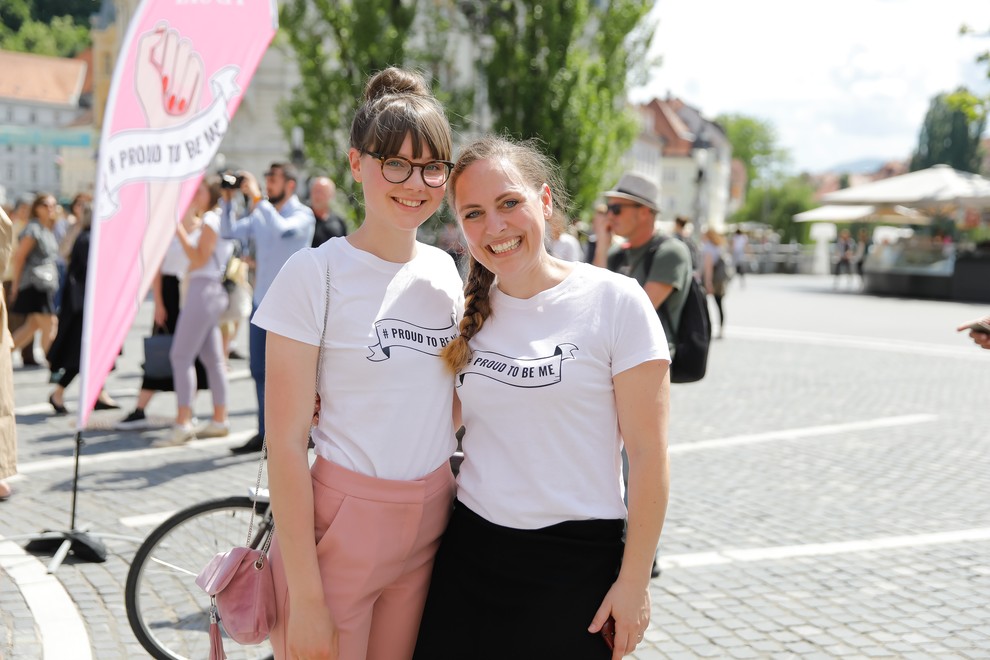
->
xmin=136 ymin=22 xmax=204 ymax=127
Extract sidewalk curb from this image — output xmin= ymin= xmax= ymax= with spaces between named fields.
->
xmin=0 ymin=538 xmax=92 ymax=660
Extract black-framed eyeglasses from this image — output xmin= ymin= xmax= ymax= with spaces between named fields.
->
xmin=606 ymin=202 xmax=641 ymax=215
xmin=364 ymin=151 xmax=454 ymax=188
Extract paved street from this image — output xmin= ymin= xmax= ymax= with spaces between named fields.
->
xmin=2 ymin=273 xmax=990 ymax=659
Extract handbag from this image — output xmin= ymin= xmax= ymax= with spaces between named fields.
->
xmin=196 ymin=265 xmax=332 ymax=659
xmin=24 ymin=261 xmax=59 ymax=293
xmin=219 ymin=280 xmax=253 ymax=325
xmin=196 ymin=546 xmax=275 ymax=647
xmin=142 ymin=333 xmax=173 ymax=380
xmin=219 ymin=253 xmax=245 ymax=295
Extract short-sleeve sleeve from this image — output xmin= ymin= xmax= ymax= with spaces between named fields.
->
xmin=251 ymin=248 xmax=325 ymax=347
xmin=20 ymin=221 xmax=43 ymax=242
xmin=646 ymin=240 xmax=691 ymax=291
xmin=202 ymin=210 xmax=221 ymax=234
xmin=610 ymin=276 xmax=670 ymax=376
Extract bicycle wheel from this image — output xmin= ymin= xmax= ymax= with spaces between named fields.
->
xmin=125 ymin=496 xmax=275 ymax=660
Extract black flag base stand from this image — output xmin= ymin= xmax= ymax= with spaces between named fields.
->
xmin=16 ymin=430 xmax=139 ymax=574
xmin=24 ymin=529 xmax=108 ymax=566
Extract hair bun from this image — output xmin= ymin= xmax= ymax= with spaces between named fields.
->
xmin=363 ymin=67 xmax=430 ymax=102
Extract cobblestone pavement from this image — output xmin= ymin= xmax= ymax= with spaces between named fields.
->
xmin=2 ymin=274 xmax=989 ymax=659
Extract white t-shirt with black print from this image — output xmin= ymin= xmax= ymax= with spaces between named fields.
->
xmin=456 ymin=262 xmax=669 ymax=529
xmin=252 ymin=237 xmax=464 ymax=481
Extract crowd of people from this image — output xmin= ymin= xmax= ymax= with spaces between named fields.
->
xmin=0 ymin=66 xmax=809 ymax=660
xmin=1 ymin=160 xmax=351 ymax=444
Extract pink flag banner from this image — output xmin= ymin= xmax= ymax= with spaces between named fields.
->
xmin=80 ymin=0 xmax=278 ymax=427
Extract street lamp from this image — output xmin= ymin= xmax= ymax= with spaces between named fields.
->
xmin=693 ymin=139 xmax=710 ymax=227
xmin=290 ymin=126 xmax=305 ymax=168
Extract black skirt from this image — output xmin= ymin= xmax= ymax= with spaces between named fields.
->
xmin=414 ymin=500 xmax=623 ymax=660
xmin=10 ymin=285 xmax=55 ymax=315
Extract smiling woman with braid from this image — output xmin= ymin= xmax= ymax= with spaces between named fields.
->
xmin=414 ymin=136 xmax=671 ymax=660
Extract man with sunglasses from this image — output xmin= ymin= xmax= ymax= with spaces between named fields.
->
xmin=220 ymin=161 xmax=315 ymax=454
xmin=593 ymin=172 xmax=690 ymax=579
xmin=593 ymin=172 xmax=692 ymax=358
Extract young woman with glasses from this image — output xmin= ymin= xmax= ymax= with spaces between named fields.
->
xmin=251 ymin=67 xmax=463 ymax=660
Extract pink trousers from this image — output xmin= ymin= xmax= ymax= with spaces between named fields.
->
xmin=269 ymin=457 xmax=455 ymax=660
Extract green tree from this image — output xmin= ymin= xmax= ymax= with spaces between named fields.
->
xmin=1 ymin=0 xmax=95 ymax=57
xmin=478 ymin=0 xmax=656 ymax=214
xmin=715 ymin=113 xmax=788 ymax=193
xmin=0 ymin=0 xmax=31 ymax=32
xmin=31 ymin=0 xmax=100 ymax=24
xmin=279 ymin=0 xmax=470 ymax=222
xmin=910 ymin=88 xmax=986 ymax=173
xmin=731 ymin=175 xmax=816 ymax=243
xmin=0 ymin=15 xmax=90 ymax=57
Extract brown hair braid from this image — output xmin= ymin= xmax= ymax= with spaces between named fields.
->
xmin=441 ymin=255 xmax=495 ymax=373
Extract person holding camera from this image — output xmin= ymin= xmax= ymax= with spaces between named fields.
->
xmin=219 ymin=161 xmax=315 ymax=454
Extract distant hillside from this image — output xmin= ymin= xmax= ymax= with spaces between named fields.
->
xmin=821 ymin=157 xmax=887 ymax=175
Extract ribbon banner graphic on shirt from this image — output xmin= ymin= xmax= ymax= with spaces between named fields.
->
xmin=78 ymin=1 xmax=277 ymax=427
xmin=457 ymin=344 xmax=578 ymax=388
xmin=367 ymin=317 xmax=458 ymax=361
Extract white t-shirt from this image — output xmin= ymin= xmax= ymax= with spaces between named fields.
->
xmin=550 ymin=233 xmax=583 ymax=262
xmin=252 ymin=237 xmax=464 ymax=480
xmin=161 ymin=233 xmax=191 ymax=278
xmin=731 ymin=233 xmax=747 ymax=259
xmin=187 ymin=210 xmax=234 ymax=281
xmin=456 ymin=262 xmax=669 ymax=529
xmin=700 ymin=240 xmax=722 ymax=264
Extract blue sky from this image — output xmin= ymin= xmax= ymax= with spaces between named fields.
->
xmin=632 ymin=0 xmax=990 ymax=173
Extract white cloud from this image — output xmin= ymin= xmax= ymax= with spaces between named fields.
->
xmin=632 ymin=0 xmax=990 ymax=172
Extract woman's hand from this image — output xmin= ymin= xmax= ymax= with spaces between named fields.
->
xmin=311 ymin=393 xmax=321 ymax=426
xmin=286 ymin=602 xmax=338 ymax=659
xmin=588 ymin=578 xmax=651 ymax=659
xmin=153 ymin=301 xmax=167 ymax=327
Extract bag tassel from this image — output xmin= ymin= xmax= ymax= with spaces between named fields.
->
xmin=209 ymin=599 xmax=227 ymax=660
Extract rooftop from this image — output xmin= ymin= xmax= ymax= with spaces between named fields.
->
xmin=0 ymin=49 xmax=88 ymax=106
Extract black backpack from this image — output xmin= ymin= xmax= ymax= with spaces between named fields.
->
xmin=612 ymin=236 xmax=712 ymax=383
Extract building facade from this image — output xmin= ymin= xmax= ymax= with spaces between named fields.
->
xmin=0 ymin=50 xmax=89 ymax=202
xmin=639 ymin=96 xmax=732 ymax=232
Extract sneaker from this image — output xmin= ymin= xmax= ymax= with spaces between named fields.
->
xmin=196 ymin=420 xmax=230 ymax=438
xmin=115 ymin=409 xmax=149 ymax=430
xmin=153 ymin=423 xmax=196 ymax=448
